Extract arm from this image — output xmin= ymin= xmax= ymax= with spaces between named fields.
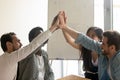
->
xmin=58 ymin=11 xmax=102 ymax=54
xmin=11 ymin=29 xmax=52 ymax=63
xmin=59 ymin=11 xmax=81 ymax=49
xmin=62 ymin=29 xmax=81 ymax=50
xmin=8 ymin=11 xmax=60 ymax=63
xmin=58 ymin=11 xmax=80 ymax=40
xmin=60 ymin=25 xmax=80 ymax=40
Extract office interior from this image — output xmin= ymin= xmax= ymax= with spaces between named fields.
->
xmin=0 ymin=0 xmax=120 ymax=79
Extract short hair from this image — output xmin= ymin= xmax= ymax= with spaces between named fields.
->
xmin=103 ymin=30 xmax=120 ymax=51
xmin=0 ymin=32 xmax=16 ymax=52
xmin=28 ymin=27 xmax=43 ymax=42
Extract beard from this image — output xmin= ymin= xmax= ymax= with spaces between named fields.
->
xmin=12 ymin=45 xmax=21 ymax=51
xmin=102 ymin=50 xmax=109 ymax=56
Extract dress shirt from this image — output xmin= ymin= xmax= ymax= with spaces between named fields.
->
xmin=0 ymin=30 xmax=52 ymax=80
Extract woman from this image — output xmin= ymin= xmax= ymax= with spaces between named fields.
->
xmin=62 ymin=26 xmax=103 ymax=80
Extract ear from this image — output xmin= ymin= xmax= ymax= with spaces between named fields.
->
xmin=6 ymin=41 xmax=12 ymax=48
xmin=110 ymin=45 xmax=116 ymax=51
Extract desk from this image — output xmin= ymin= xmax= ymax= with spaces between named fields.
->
xmin=57 ymin=75 xmax=91 ymax=80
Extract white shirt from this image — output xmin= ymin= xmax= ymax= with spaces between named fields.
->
xmin=92 ymin=58 xmax=98 ymax=66
xmin=0 ymin=30 xmax=52 ymax=80
xmin=37 ymin=55 xmax=45 ymax=80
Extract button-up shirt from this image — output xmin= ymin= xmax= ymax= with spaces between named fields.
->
xmin=75 ymin=33 xmax=120 ymax=80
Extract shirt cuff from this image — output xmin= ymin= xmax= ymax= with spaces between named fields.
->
xmin=47 ymin=29 xmax=52 ymax=36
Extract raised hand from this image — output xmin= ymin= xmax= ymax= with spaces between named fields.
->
xmin=49 ymin=11 xmax=67 ymax=32
xmin=58 ymin=11 xmax=67 ymax=29
xmin=49 ymin=12 xmax=60 ymax=32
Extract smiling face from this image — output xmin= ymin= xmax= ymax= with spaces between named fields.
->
xmin=6 ymin=35 xmax=22 ymax=53
xmin=101 ymin=37 xmax=110 ymax=55
xmin=11 ymin=35 xmax=22 ymax=51
xmin=101 ymin=31 xmax=120 ymax=58
xmin=101 ymin=36 xmax=118 ymax=59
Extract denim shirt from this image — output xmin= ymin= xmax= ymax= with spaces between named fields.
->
xmin=75 ymin=33 xmax=120 ymax=80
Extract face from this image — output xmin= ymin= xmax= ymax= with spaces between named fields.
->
xmin=87 ymin=30 xmax=99 ymax=41
xmin=101 ymin=37 xmax=111 ymax=55
xmin=11 ymin=35 xmax=22 ymax=51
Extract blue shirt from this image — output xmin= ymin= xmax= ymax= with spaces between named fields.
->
xmin=75 ymin=33 xmax=120 ymax=80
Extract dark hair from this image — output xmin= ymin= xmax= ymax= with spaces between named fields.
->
xmin=86 ymin=26 xmax=103 ymax=41
xmin=29 ymin=27 xmax=43 ymax=42
xmin=103 ymin=30 xmax=120 ymax=51
xmin=81 ymin=26 xmax=103 ymax=72
xmin=0 ymin=32 xmax=16 ymax=52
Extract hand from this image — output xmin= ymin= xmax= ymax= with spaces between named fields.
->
xmin=58 ymin=11 xmax=67 ymax=29
xmin=49 ymin=12 xmax=60 ymax=32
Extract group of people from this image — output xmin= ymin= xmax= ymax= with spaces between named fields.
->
xmin=0 ymin=11 xmax=120 ymax=80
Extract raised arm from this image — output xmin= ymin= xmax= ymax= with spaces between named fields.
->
xmin=58 ymin=11 xmax=80 ymax=40
xmin=58 ymin=11 xmax=102 ymax=54
xmin=58 ymin=11 xmax=82 ymax=50
xmin=7 ymin=11 xmax=61 ymax=63
xmin=62 ymin=27 xmax=82 ymax=50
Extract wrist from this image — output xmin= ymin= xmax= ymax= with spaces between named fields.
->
xmin=49 ymin=26 xmax=56 ymax=33
xmin=61 ymin=25 xmax=67 ymax=30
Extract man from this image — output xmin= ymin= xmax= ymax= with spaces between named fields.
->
xmin=58 ymin=11 xmax=120 ymax=80
xmin=17 ymin=27 xmax=54 ymax=80
xmin=0 ymin=11 xmax=61 ymax=80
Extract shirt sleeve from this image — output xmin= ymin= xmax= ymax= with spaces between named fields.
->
xmin=75 ymin=33 xmax=102 ymax=54
xmin=9 ymin=30 xmax=52 ymax=64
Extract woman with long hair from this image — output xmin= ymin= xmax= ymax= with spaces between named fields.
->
xmin=62 ymin=26 xmax=103 ymax=80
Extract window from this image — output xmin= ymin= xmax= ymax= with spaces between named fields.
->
xmin=113 ymin=0 xmax=120 ymax=31
xmin=94 ymin=0 xmax=104 ymax=30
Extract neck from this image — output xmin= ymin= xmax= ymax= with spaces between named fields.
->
xmin=6 ymin=51 xmax=12 ymax=54
xmin=107 ymin=51 xmax=116 ymax=59
xmin=6 ymin=48 xmax=14 ymax=53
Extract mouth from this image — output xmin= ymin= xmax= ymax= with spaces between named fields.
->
xmin=101 ymin=49 xmax=104 ymax=53
xmin=101 ymin=49 xmax=104 ymax=51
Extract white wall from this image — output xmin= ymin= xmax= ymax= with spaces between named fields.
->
xmin=0 ymin=0 xmax=48 ymax=55
xmin=48 ymin=0 xmax=94 ymax=60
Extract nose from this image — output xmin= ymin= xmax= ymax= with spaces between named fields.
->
xmin=20 ymin=42 xmax=23 ymax=47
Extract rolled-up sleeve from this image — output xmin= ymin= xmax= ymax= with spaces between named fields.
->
xmin=75 ymin=33 xmax=102 ymax=54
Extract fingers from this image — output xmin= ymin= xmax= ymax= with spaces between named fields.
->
xmin=57 ymin=11 xmax=67 ymax=29
xmin=63 ymin=11 xmax=66 ymax=24
xmin=58 ymin=11 xmax=65 ymax=25
xmin=50 ymin=11 xmax=67 ymax=32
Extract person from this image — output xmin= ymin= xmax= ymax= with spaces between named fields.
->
xmin=58 ymin=11 xmax=120 ymax=80
xmin=17 ymin=27 xmax=54 ymax=80
xmin=62 ymin=26 xmax=103 ymax=80
xmin=0 ymin=11 xmax=61 ymax=80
